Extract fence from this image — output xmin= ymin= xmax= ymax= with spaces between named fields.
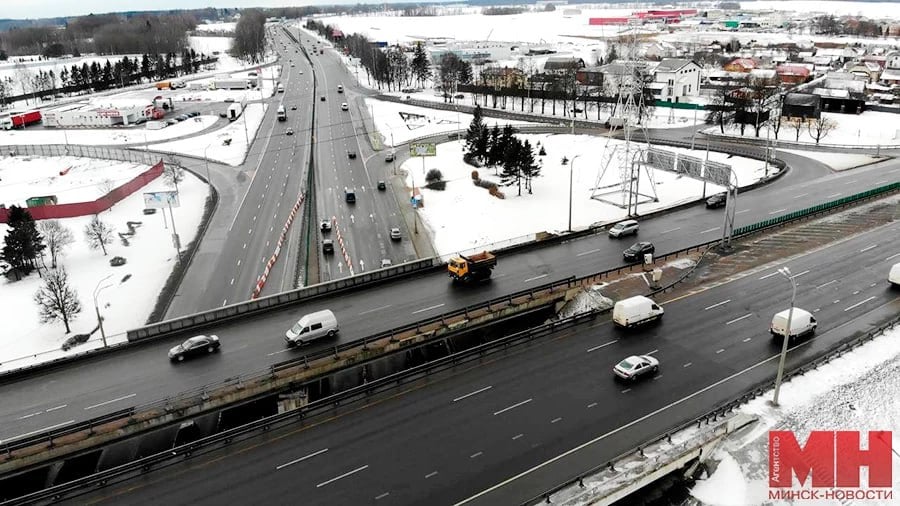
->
xmin=0 ymin=160 xmax=163 ymax=223
xmin=1 ymin=144 xmax=163 ymax=165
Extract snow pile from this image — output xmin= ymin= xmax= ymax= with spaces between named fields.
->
xmin=556 ymin=284 xmax=614 ymax=319
xmin=0 ymin=157 xmax=208 ymax=370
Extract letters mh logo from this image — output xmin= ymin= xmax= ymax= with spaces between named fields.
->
xmin=769 ymin=430 xmax=895 ymax=500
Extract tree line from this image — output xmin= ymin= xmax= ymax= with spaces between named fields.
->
xmin=463 ymin=106 xmax=541 ymax=196
xmin=232 ymin=9 xmax=267 ymax=64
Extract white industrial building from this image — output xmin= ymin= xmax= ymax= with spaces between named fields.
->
xmin=42 ymin=99 xmax=159 ymax=128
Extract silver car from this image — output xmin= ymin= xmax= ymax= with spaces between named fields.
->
xmin=613 ymin=355 xmax=659 ymax=381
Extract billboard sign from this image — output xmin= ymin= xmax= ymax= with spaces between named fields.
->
xmin=409 ymin=143 xmax=437 ymax=157
xmin=144 ymin=191 xmax=180 ymax=209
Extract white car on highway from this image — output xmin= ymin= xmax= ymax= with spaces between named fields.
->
xmin=613 ymin=355 xmax=659 ymax=381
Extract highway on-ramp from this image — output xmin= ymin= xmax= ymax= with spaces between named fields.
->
xmin=67 ymin=219 xmax=900 ymax=505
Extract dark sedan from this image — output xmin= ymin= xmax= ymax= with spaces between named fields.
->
xmin=705 ymin=192 xmax=727 ymax=209
xmin=168 ymin=335 xmax=220 ymax=362
xmin=623 ymin=241 xmax=655 ymax=262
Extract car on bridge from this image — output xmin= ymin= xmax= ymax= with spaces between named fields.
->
xmin=347 ymin=150 xmax=357 ymax=159
xmin=390 ymin=227 xmax=402 ymax=241
xmin=613 ymin=355 xmax=659 ymax=381
xmin=341 ymin=102 xmax=349 ymax=111
xmin=320 ymin=220 xmax=332 ymax=233
xmin=168 ymin=335 xmax=220 ymax=362
xmin=623 ymin=241 xmax=655 ymax=262
xmin=377 ymin=181 xmax=387 ymax=191
xmin=706 ymin=192 xmax=727 ymax=209
xmin=322 ymin=239 xmax=334 ymax=254
xmin=608 ymin=219 xmax=639 ymax=238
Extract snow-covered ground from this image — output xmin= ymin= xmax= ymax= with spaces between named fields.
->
xmin=0 ymin=115 xmax=218 ymax=146
xmin=401 ymin=133 xmax=769 ymax=256
xmin=0 ymin=54 xmax=143 ymax=94
xmin=0 ymin=156 xmax=207 ymax=371
xmin=690 ymin=322 xmax=900 ymax=505
xmin=708 ymin=111 xmax=900 ymax=148
xmin=0 ymin=156 xmax=146 ymax=206
xmin=196 ymin=22 xmax=236 ymax=33
xmin=149 ymin=103 xmax=267 ymax=165
xmin=780 ymin=149 xmax=885 ymax=171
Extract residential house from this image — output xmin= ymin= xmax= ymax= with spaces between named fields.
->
xmin=596 ymin=62 xmax=638 ymax=95
xmin=749 ymin=68 xmax=778 ymax=82
xmin=782 ymin=93 xmax=820 ymax=119
xmin=481 ymin=66 xmax=527 ymax=88
xmin=723 ymin=58 xmax=758 ymax=72
xmin=880 ymin=68 xmax=900 ymax=86
xmin=652 ymin=58 xmax=701 ymax=101
xmin=814 ymin=47 xmax=859 ymax=64
xmin=542 ymin=56 xmax=586 ymax=75
xmin=575 ymin=66 xmax=605 ymax=87
xmin=775 ymin=64 xmax=811 ymax=85
xmin=846 ymin=61 xmax=882 ymax=83
xmin=816 ymin=72 xmax=867 ymax=113
xmin=861 ymin=55 xmax=887 ymax=70
xmin=886 ymin=51 xmax=900 ymax=69
xmin=644 ymin=41 xmax=678 ymax=60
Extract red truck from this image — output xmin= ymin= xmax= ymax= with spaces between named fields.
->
xmin=1 ymin=111 xmax=42 ymax=130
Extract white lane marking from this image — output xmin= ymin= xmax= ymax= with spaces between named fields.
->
xmin=453 ymin=386 xmax=493 ymax=403
xmin=524 ymin=274 xmax=548 ymax=283
xmin=726 ymin=314 xmax=753 ymax=325
xmin=699 ymin=227 xmax=718 ymax=234
xmin=0 ymin=420 xmax=76 ymax=444
xmin=359 ymin=305 xmax=392 ymax=316
xmin=661 ymin=227 xmax=681 ymax=234
xmin=792 ymin=270 xmax=810 ymax=278
xmin=316 ymin=464 xmax=369 ymax=488
xmin=248 ymin=228 xmax=252 ymax=235
xmin=276 ymin=448 xmax=329 ymax=470
xmin=576 ymin=248 xmax=601 ymax=257
xmin=222 ymin=299 xmax=228 ymax=306
xmin=470 ymin=452 xmax=483 ymax=459
xmin=826 ymin=193 xmax=841 ymax=198
xmin=768 ymin=208 xmax=786 ymax=215
xmin=794 ymin=193 xmax=808 ymax=198
xmin=743 ymin=337 xmax=752 ymax=343
xmin=18 ymin=412 xmax=42 ymax=420
xmin=886 ymin=252 xmax=900 ymax=261
xmin=683 ymin=362 xmax=693 ymax=368
xmin=237 ymin=259 xmax=242 ymax=266
xmin=620 ymin=388 xmax=631 ymax=394
xmin=412 ymin=303 xmax=445 ymax=315
xmin=230 ymin=278 xmax=235 ymax=285
xmin=816 ymin=280 xmax=837 ymax=290
xmin=716 ymin=349 xmax=725 ymax=354
xmin=704 ymin=299 xmax=731 ymax=311
xmin=46 ymin=404 xmax=67 ymax=412
xmin=859 ymin=244 xmax=877 ymax=253
xmin=551 ymin=417 xmax=562 ymax=424
xmin=512 ymin=434 xmax=524 ymax=440
xmin=875 ymin=180 xmax=887 ymax=184
xmin=493 ymin=398 xmax=533 ymax=416
xmin=844 ymin=296 xmax=876 ymax=312
xmin=587 ymin=340 xmax=618 ymax=353
xmin=758 ymin=271 xmax=778 ymax=280
xmin=267 ymin=349 xmax=292 ymax=356
xmin=85 ymin=393 xmax=136 ymax=410
xmin=242 ymin=243 xmax=247 ymax=249
xmin=454 ymin=346 xmax=810 ymax=505
xmin=845 ymin=180 xmax=857 ymax=184
xmin=587 ymin=403 xmax=597 ymax=408
xmin=736 ymin=209 xmax=750 ymax=214
xmin=375 ymin=493 xmax=390 ymax=501
xmin=425 ymin=471 xmax=438 ymax=479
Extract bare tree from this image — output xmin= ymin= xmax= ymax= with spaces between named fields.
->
xmin=163 ymin=164 xmax=184 ymax=193
xmin=808 ymin=116 xmax=836 ymax=145
xmin=786 ymin=116 xmax=805 ymax=142
xmin=84 ymin=215 xmax=115 ymax=256
xmin=747 ymin=75 xmax=781 ymax=137
xmin=34 ymin=265 xmax=82 ymax=334
xmin=37 ymin=220 xmax=74 ymax=268
xmin=97 ymin=178 xmax=116 ymax=196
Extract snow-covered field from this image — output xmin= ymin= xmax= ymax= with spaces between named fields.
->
xmin=402 ymin=133 xmax=769 ymax=256
xmin=0 ymin=156 xmax=145 ymax=206
xmin=708 ymin=110 xmax=900 ymax=147
xmin=691 ymin=322 xmax=900 ymax=504
xmin=0 ymin=55 xmax=143 ymax=94
xmin=150 ymin=103 xmax=267 ymax=165
xmin=0 ymin=156 xmax=207 ymax=371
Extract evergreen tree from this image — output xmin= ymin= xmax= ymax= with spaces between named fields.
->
xmin=500 ymin=137 xmax=523 ymax=195
xmin=486 ymin=125 xmax=503 ymax=169
xmin=101 ymin=60 xmax=113 ymax=88
xmin=141 ymin=54 xmax=151 ymax=82
xmin=464 ymin=105 xmax=484 ymax=160
xmin=33 ymin=265 xmax=82 ymax=334
xmin=411 ymin=42 xmax=431 ymax=88
xmin=1 ymin=206 xmax=45 ymax=280
xmin=476 ymin=123 xmax=490 ymax=163
xmin=60 ymin=67 xmax=69 ymax=87
xmin=519 ymin=140 xmax=540 ymax=194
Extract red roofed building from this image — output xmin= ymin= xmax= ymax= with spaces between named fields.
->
xmin=723 ymin=58 xmax=758 ymax=73
xmin=775 ymin=64 xmax=811 ymax=85
xmin=331 ymin=29 xmax=344 ymax=41
xmin=589 ymin=17 xmax=631 ymax=25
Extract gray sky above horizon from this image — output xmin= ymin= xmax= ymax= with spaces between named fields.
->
xmin=3 ymin=0 xmax=376 ymax=20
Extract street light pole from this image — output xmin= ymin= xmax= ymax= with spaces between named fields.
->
xmin=771 ymin=267 xmax=796 ymax=407
xmin=204 ymin=144 xmax=213 ymax=188
xmin=390 ymin=132 xmax=397 ymax=176
xmin=568 ymin=155 xmax=581 ymax=232
xmin=93 ymin=274 xmax=113 ymax=348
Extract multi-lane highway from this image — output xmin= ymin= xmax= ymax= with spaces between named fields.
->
xmin=68 ymin=218 xmax=900 ymax=505
xmin=0 ymin=156 xmax=896 ymax=443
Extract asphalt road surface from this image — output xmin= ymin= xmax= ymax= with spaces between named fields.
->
xmin=1 ymin=157 xmax=897 ymax=442
xmin=68 ymin=221 xmax=900 ymax=505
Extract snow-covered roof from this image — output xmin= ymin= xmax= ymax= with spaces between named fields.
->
xmin=654 ymin=58 xmax=696 ymax=73
xmin=813 ymin=88 xmax=850 ymax=98
xmin=881 ymin=68 xmax=900 ymax=81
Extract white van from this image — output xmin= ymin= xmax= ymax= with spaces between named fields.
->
xmin=770 ymin=308 xmax=817 ymax=340
xmin=613 ymin=296 xmax=664 ymax=328
xmin=889 ymin=263 xmax=900 ymax=287
xmin=285 ymin=309 xmax=338 ymax=346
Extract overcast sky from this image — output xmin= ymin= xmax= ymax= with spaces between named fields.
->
xmin=4 ymin=0 xmax=370 ymax=20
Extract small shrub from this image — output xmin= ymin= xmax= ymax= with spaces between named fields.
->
xmin=539 ymin=146 xmax=546 ymax=156
xmin=425 ymin=169 xmax=443 ymax=183
xmin=110 ymin=256 xmax=127 ymax=266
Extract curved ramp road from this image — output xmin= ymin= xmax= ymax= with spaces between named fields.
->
xmin=68 ymin=222 xmax=900 ymax=505
xmin=0 ymin=159 xmax=897 ymax=441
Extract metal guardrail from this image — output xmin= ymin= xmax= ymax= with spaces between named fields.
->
xmin=521 ymin=313 xmax=900 ymax=506
xmin=700 ymin=130 xmax=899 ymax=151
xmin=1 ymin=144 xmax=163 ymax=165
xmin=5 ymin=309 xmax=604 ymax=506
